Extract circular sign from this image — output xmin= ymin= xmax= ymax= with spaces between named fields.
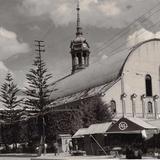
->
xmin=119 ymin=121 xmax=128 ymax=130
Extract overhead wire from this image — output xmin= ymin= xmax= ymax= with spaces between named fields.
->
xmin=34 ymin=1 xmax=160 ymax=79
xmin=41 ymin=1 xmax=160 ymax=74
xmin=9 ymin=17 xmax=160 ymax=125
xmin=2 ymin=2 xmax=160 ymax=125
xmin=104 ymin=15 xmax=160 ymax=58
xmin=93 ymin=1 xmax=160 ymax=55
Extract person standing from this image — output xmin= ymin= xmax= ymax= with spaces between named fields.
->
xmin=69 ymin=140 xmax=73 ymax=154
xmin=53 ymin=142 xmax=59 ymax=156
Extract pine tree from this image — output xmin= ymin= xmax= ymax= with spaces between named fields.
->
xmin=0 ymin=72 xmax=23 ymax=147
xmin=0 ymin=72 xmax=22 ymax=122
xmin=24 ymin=40 xmax=53 ymax=155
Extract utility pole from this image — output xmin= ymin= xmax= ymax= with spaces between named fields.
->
xmin=35 ymin=40 xmax=45 ymax=58
xmin=35 ymin=40 xmax=46 ymax=156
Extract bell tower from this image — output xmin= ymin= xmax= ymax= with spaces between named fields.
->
xmin=70 ymin=0 xmax=90 ymax=74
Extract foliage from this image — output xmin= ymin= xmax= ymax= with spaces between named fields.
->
xmin=24 ymin=53 xmax=52 ymax=112
xmin=45 ymin=96 xmax=113 ymax=141
xmin=0 ymin=73 xmax=23 ymax=123
xmin=0 ymin=73 xmax=23 ymax=146
xmin=24 ymin=47 xmax=53 ymax=155
xmin=79 ymin=96 xmax=113 ymax=127
xmin=45 ymin=110 xmax=83 ymax=141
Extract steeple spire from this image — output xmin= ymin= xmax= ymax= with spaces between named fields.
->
xmin=76 ymin=0 xmax=82 ymax=36
xmin=70 ymin=0 xmax=90 ymax=74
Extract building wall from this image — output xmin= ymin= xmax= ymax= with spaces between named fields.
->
xmin=123 ymin=40 xmax=160 ymax=119
xmin=101 ymin=40 xmax=160 ymax=119
xmin=101 ymin=80 xmax=123 ymax=118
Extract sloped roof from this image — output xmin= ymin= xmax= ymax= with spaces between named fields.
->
xmin=146 ymin=119 xmax=160 ymax=129
xmin=126 ymin=117 xmax=157 ymax=130
xmin=50 ymin=49 xmax=127 ymax=101
xmin=50 ymin=79 xmax=118 ymax=107
xmin=50 ymin=39 xmax=160 ymax=102
xmin=72 ymin=128 xmax=89 ymax=138
xmin=72 ymin=122 xmax=113 ymax=138
xmin=87 ymin=122 xmax=112 ymax=134
xmin=107 ymin=117 xmax=157 ymax=134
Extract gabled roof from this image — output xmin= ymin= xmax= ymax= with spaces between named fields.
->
xmin=72 ymin=128 xmax=89 ymax=138
xmin=87 ymin=122 xmax=112 ymax=134
xmin=107 ymin=117 xmax=157 ymax=134
xmin=72 ymin=122 xmax=113 ymax=138
xmin=126 ymin=117 xmax=157 ymax=130
xmin=50 ymin=39 xmax=160 ymax=104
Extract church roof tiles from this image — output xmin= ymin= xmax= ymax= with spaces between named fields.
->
xmin=49 ymin=39 xmax=160 ymax=107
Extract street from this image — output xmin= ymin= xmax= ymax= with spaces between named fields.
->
xmin=0 ymin=154 xmax=37 ymax=160
xmin=0 ymin=157 xmax=31 ymax=160
xmin=0 ymin=155 xmax=158 ymax=160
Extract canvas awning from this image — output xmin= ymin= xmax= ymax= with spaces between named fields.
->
xmin=107 ymin=117 xmax=157 ymax=134
xmin=146 ymin=119 xmax=160 ymax=129
xmin=72 ymin=128 xmax=89 ymax=138
xmin=87 ymin=122 xmax=112 ymax=135
xmin=72 ymin=122 xmax=113 ymax=138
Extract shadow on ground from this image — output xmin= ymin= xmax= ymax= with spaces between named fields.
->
xmin=0 ymin=154 xmax=38 ymax=158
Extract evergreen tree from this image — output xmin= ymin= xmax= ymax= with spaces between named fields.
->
xmin=0 ymin=72 xmax=23 ymax=148
xmin=0 ymin=72 xmax=22 ymax=123
xmin=24 ymin=41 xmax=53 ymax=155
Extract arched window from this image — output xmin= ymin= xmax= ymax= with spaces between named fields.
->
xmin=145 ymin=74 xmax=152 ymax=97
xmin=147 ymin=101 xmax=153 ymax=113
xmin=111 ymin=100 xmax=116 ymax=113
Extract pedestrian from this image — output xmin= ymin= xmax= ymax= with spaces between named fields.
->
xmin=53 ymin=141 xmax=58 ymax=156
xmin=68 ymin=140 xmax=73 ymax=154
xmin=138 ymin=148 xmax=142 ymax=159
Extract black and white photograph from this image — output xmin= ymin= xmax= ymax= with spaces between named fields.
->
xmin=0 ymin=0 xmax=160 ymax=159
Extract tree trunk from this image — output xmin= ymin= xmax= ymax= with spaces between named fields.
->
xmin=37 ymin=115 xmax=46 ymax=156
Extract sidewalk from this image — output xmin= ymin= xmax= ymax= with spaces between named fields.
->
xmin=0 ymin=152 xmax=157 ymax=160
xmin=0 ymin=153 xmax=37 ymax=157
xmin=31 ymin=153 xmax=158 ymax=160
xmin=31 ymin=154 xmax=116 ymax=160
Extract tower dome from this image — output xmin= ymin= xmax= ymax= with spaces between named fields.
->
xmin=70 ymin=0 xmax=90 ymax=74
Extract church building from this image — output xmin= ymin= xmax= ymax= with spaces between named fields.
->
xmin=49 ymin=1 xmax=160 ymax=124
xmin=48 ymin=1 xmax=160 ymax=152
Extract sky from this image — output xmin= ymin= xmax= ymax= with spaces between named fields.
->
xmin=0 ymin=0 xmax=160 ymax=88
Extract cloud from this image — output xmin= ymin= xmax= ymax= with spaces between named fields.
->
xmin=0 ymin=61 xmax=8 ymax=72
xmin=28 ymin=25 xmax=40 ymax=31
xmin=0 ymin=61 xmax=9 ymax=84
xmin=127 ymin=28 xmax=160 ymax=47
xmin=19 ymin=0 xmax=158 ymax=28
xmin=101 ymin=54 xmax=108 ymax=60
xmin=19 ymin=0 xmax=121 ymax=27
xmin=0 ymin=27 xmax=30 ymax=60
xmin=98 ymin=1 xmax=120 ymax=16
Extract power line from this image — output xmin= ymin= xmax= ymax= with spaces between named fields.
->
xmin=34 ymin=1 xmax=160 ymax=79
xmin=41 ymin=1 xmax=160 ymax=73
xmin=35 ymin=40 xmax=45 ymax=54
xmin=30 ymin=1 xmax=160 ymax=90
xmin=94 ymin=2 xmax=160 ymax=55
xmin=106 ymin=16 xmax=160 ymax=58
xmin=46 ymin=9 xmax=160 ymax=85
xmin=4 ymin=3 xmax=160 ymax=125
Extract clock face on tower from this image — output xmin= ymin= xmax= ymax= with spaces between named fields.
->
xmin=82 ymin=43 xmax=87 ymax=48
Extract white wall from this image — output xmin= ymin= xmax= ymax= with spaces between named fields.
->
xmin=101 ymin=40 xmax=160 ymax=119
xmin=101 ymin=80 xmax=123 ymax=118
xmin=123 ymin=40 xmax=160 ymax=119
